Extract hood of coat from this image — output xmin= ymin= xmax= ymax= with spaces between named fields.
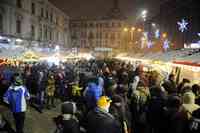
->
xmin=183 ymin=91 xmax=196 ymax=104
xmin=10 ymin=85 xmax=23 ymax=91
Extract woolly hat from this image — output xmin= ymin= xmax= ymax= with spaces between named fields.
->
xmin=61 ymin=102 xmax=77 ymax=114
xmin=14 ymin=76 xmax=23 ymax=86
xmin=183 ymin=91 xmax=196 ymax=104
xmin=97 ymin=96 xmax=112 ymax=108
xmin=167 ymin=95 xmax=182 ymax=108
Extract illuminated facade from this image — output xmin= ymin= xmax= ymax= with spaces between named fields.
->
xmin=0 ymin=0 xmax=70 ymax=47
xmin=70 ymin=0 xmax=128 ymax=51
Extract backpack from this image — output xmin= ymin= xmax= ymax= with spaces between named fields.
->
xmin=186 ymin=109 xmax=200 ymax=133
xmin=189 ymin=117 xmax=200 ymax=132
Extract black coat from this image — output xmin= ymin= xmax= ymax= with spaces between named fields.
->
xmin=85 ymin=108 xmax=121 ymax=133
xmin=54 ymin=115 xmax=80 ymax=133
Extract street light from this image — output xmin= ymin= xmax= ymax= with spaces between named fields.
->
xmin=141 ymin=10 xmax=148 ymax=21
xmin=55 ymin=45 xmax=60 ymax=51
xmin=162 ymin=33 xmax=167 ymax=38
xmin=131 ymin=27 xmax=136 ymax=31
xmin=152 ymin=23 xmax=156 ymax=27
xmin=16 ymin=38 xmax=23 ymax=42
xmin=137 ymin=28 xmax=142 ymax=32
xmin=123 ymin=28 xmax=128 ymax=32
xmin=0 ymin=35 xmax=3 ymax=40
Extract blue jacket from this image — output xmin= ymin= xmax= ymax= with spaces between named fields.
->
xmin=85 ymin=83 xmax=103 ymax=108
xmin=4 ymin=85 xmax=30 ymax=113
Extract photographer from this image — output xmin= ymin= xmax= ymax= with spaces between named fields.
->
xmin=53 ymin=101 xmax=80 ymax=133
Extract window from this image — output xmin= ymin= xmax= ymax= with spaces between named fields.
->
xmin=17 ymin=0 xmax=22 ymax=8
xmin=44 ymin=25 xmax=47 ymax=40
xmin=31 ymin=25 xmax=35 ymax=39
xmin=16 ymin=20 xmax=21 ymax=34
xmin=50 ymin=13 xmax=53 ymax=22
xmin=50 ymin=30 xmax=52 ymax=40
xmin=41 ymin=8 xmax=44 ymax=17
xmin=0 ymin=14 xmax=3 ymax=32
xmin=112 ymin=22 xmax=115 ymax=27
xmin=39 ymin=25 xmax=42 ymax=40
xmin=118 ymin=23 xmax=121 ymax=27
xmin=31 ymin=3 xmax=35 ymax=15
xmin=90 ymin=23 xmax=93 ymax=27
xmin=46 ymin=10 xmax=48 ymax=19
xmin=105 ymin=33 xmax=108 ymax=39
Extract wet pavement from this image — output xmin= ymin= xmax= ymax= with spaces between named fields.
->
xmin=0 ymin=102 xmax=61 ymax=133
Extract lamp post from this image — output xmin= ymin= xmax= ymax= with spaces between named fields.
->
xmin=141 ymin=10 xmax=148 ymax=31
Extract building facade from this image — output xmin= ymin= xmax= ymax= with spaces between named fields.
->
xmin=70 ymin=0 xmax=128 ymax=53
xmin=0 ymin=0 xmax=70 ymax=47
xmin=146 ymin=0 xmax=200 ymax=49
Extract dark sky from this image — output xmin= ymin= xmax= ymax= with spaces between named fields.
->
xmin=49 ymin=0 xmax=161 ymax=22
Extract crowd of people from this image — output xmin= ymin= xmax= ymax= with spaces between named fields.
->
xmin=0 ymin=59 xmax=200 ymax=133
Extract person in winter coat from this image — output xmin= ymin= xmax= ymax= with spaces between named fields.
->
xmin=189 ymin=108 xmax=200 ymax=133
xmin=85 ymin=96 xmax=121 ymax=133
xmin=177 ymin=78 xmax=190 ymax=94
xmin=147 ymin=86 xmax=167 ymax=133
xmin=3 ymin=74 xmax=30 ymax=133
xmin=192 ymin=84 xmax=200 ymax=105
xmin=130 ymin=81 xmax=150 ymax=133
xmin=162 ymin=74 xmax=177 ymax=94
xmin=110 ymin=95 xmax=132 ymax=133
xmin=36 ymin=70 xmax=47 ymax=113
xmin=83 ymin=77 xmax=103 ymax=110
xmin=46 ymin=74 xmax=56 ymax=109
xmin=182 ymin=91 xmax=200 ymax=119
xmin=162 ymin=95 xmax=187 ymax=133
xmin=53 ymin=102 xmax=80 ymax=133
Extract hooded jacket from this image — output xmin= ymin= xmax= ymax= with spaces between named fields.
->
xmin=3 ymin=85 xmax=30 ymax=113
xmin=85 ymin=107 xmax=121 ymax=133
xmin=182 ymin=92 xmax=200 ymax=117
xmin=84 ymin=83 xmax=103 ymax=109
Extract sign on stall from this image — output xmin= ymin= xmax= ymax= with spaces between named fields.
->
xmin=94 ymin=47 xmax=112 ymax=52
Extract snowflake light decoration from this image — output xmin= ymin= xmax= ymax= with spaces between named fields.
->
xmin=177 ymin=19 xmax=188 ymax=32
xmin=155 ymin=29 xmax=160 ymax=39
xmin=198 ymin=33 xmax=200 ymax=37
xmin=163 ymin=39 xmax=170 ymax=51
xmin=147 ymin=41 xmax=153 ymax=48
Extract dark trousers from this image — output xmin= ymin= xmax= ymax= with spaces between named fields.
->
xmin=37 ymin=91 xmax=45 ymax=111
xmin=47 ymin=96 xmax=55 ymax=108
xmin=13 ymin=112 xmax=25 ymax=133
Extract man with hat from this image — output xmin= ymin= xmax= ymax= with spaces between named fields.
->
xmin=85 ymin=96 xmax=121 ymax=133
xmin=3 ymin=74 xmax=30 ymax=133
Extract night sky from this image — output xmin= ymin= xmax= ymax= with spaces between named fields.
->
xmin=49 ymin=0 xmax=161 ymax=22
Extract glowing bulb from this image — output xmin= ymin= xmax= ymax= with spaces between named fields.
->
xmin=123 ymin=28 xmax=128 ymax=32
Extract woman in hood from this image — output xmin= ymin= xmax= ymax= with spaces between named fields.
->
xmin=182 ymin=91 xmax=200 ymax=118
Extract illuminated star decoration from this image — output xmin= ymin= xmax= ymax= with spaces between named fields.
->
xmin=155 ymin=29 xmax=160 ymax=39
xmin=177 ymin=19 xmax=188 ymax=32
xmin=147 ymin=41 xmax=153 ymax=48
xmin=163 ymin=39 xmax=170 ymax=51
